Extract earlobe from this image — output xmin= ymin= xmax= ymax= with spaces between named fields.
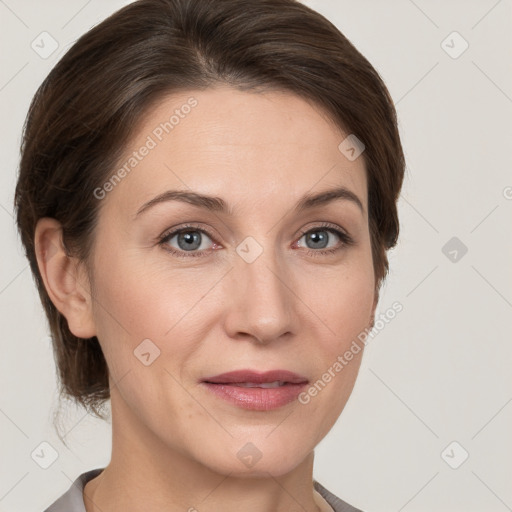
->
xmin=34 ymin=217 xmax=96 ymax=339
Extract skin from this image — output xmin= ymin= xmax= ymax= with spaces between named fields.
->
xmin=35 ymin=86 xmax=377 ymax=512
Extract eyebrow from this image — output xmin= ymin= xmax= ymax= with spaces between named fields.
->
xmin=134 ymin=185 xmax=364 ymax=218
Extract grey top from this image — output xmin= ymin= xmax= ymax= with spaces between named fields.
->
xmin=44 ymin=468 xmax=363 ymax=512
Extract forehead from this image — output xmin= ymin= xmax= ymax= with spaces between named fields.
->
xmin=103 ymin=86 xmax=368 ymax=217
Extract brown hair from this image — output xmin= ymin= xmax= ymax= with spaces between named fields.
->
xmin=14 ymin=0 xmax=405 ymax=418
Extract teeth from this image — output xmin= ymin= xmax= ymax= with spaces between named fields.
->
xmin=235 ymin=381 xmax=286 ymax=388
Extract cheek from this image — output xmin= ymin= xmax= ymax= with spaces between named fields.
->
xmin=305 ymin=260 xmax=375 ymax=347
xmin=91 ymin=247 xmax=190 ymax=337
xmin=88 ymin=257 xmax=199 ymax=415
xmin=295 ymin=256 xmax=374 ymax=410
xmin=89 ymin=251 xmax=218 ymax=376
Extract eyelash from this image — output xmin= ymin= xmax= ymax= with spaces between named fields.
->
xmin=157 ymin=222 xmax=354 ymax=258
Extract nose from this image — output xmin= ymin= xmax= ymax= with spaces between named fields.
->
xmin=223 ymin=243 xmax=296 ymax=345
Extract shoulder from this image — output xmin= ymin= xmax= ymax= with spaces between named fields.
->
xmin=314 ymin=480 xmax=364 ymax=512
xmin=43 ymin=468 xmax=104 ymax=512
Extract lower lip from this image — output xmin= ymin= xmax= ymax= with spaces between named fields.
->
xmin=201 ymin=382 xmax=308 ymax=411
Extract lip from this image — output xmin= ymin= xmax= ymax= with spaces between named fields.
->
xmin=202 ymin=369 xmax=309 ymax=385
xmin=201 ymin=369 xmax=309 ymax=411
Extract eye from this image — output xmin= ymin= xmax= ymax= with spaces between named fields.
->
xmin=295 ymin=223 xmax=354 ymax=257
xmin=158 ymin=224 xmax=217 ymax=258
xmin=157 ymin=222 xmax=354 ymax=258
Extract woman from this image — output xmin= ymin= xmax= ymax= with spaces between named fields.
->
xmin=14 ymin=0 xmax=405 ymax=510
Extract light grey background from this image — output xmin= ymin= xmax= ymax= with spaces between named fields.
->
xmin=1 ymin=1 xmax=511 ymax=511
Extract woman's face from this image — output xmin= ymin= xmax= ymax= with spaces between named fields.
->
xmin=85 ymin=86 xmax=376 ymax=476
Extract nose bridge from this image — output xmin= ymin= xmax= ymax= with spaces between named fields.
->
xmin=226 ymin=234 xmax=295 ymax=343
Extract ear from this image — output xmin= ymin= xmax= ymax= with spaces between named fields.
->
xmin=34 ymin=217 xmax=96 ymax=339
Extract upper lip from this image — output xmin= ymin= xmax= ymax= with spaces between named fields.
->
xmin=202 ymin=369 xmax=309 ymax=384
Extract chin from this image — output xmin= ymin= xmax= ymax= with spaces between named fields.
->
xmin=195 ymin=437 xmax=311 ymax=478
